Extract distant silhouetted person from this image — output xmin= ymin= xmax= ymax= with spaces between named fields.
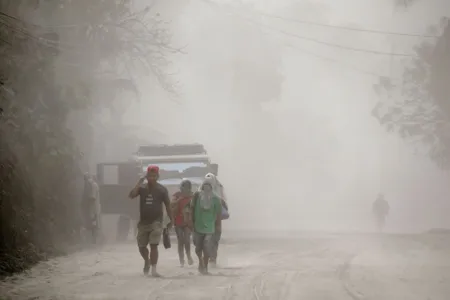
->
xmin=372 ymin=193 xmax=390 ymax=232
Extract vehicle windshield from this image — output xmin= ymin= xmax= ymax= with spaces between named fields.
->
xmin=141 ymin=162 xmax=207 ymax=173
xmin=140 ymin=161 xmax=211 ymax=185
xmin=182 ymin=166 xmax=212 ymax=178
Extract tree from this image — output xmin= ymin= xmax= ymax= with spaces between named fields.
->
xmin=394 ymin=0 xmax=419 ymax=8
xmin=48 ymin=0 xmax=177 ymax=170
xmin=0 ymin=0 xmax=175 ymax=275
xmin=371 ymin=9 xmax=450 ymax=168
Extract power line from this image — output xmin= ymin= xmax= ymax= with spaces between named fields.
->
xmin=200 ymin=0 xmax=416 ymax=57
xmin=198 ymin=0 xmax=408 ymax=78
xmin=245 ymin=17 xmax=416 ymax=57
xmin=257 ymin=12 xmax=438 ymax=39
xmin=284 ymin=42 xmax=395 ymax=79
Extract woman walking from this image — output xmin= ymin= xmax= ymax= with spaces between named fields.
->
xmin=171 ymin=179 xmax=194 ymax=267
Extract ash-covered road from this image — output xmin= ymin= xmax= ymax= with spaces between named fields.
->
xmin=1 ymin=233 xmax=449 ymax=300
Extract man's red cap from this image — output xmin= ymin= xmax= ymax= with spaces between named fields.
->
xmin=147 ymin=165 xmax=159 ymax=173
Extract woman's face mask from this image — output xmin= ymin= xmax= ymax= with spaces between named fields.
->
xmin=202 ymin=184 xmax=212 ymax=193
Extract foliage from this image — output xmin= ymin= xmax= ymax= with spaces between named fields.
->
xmin=394 ymin=0 xmax=418 ymax=9
xmin=0 ymin=0 xmax=175 ymax=276
xmin=372 ymin=17 xmax=450 ymax=168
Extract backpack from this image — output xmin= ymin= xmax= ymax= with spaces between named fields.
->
xmin=220 ymin=199 xmax=230 ymax=220
xmin=191 ymin=192 xmax=229 ymax=222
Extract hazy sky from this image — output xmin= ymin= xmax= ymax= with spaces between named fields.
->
xmin=121 ymin=0 xmax=450 ymax=233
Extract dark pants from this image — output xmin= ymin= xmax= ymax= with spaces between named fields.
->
xmin=82 ymin=213 xmax=100 ymax=244
xmin=374 ymin=214 xmax=386 ymax=232
xmin=210 ymin=231 xmax=221 ymax=262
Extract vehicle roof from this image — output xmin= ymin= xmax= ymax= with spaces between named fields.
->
xmin=135 ymin=143 xmax=207 ymax=157
xmin=132 ymin=154 xmax=210 ymax=163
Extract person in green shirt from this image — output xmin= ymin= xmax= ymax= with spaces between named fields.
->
xmin=187 ymin=177 xmax=222 ymax=274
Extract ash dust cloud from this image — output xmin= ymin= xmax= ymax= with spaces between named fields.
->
xmin=126 ymin=0 xmax=450 ymax=235
xmin=2 ymin=0 xmax=450 ymax=299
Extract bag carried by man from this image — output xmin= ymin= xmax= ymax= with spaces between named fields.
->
xmin=163 ymin=228 xmax=171 ymax=249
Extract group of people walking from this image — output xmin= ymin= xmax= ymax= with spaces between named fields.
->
xmin=128 ymin=165 xmax=229 ymax=277
xmin=84 ymin=163 xmax=389 ymax=277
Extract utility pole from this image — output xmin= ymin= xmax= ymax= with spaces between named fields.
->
xmin=380 ymin=7 xmax=397 ymax=196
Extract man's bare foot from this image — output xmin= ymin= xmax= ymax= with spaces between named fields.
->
xmin=198 ymin=260 xmax=206 ymax=274
xmin=187 ymin=256 xmax=194 ymax=266
xmin=143 ymin=260 xmax=150 ymax=276
xmin=199 ymin=267 xmax=210 ymax=275
xmin=210 ymin=259 xmax=217 ymax=268
xmin=151 ymin=272 xmax=163 ymax=278
xmin=151 ymin=266 xmax=162 ymax=277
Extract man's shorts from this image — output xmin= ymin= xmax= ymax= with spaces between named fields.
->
xmin=193 ymin=231 xmax=213 ymax=256
xmin=136 ymin=221 xmax=162 ymax=247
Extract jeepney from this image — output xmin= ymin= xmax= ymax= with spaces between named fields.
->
xmin=96 ymin=143 xmax=219 ymax=241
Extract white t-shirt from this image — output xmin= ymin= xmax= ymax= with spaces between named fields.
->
xmin=89 ymin=181 xmax=101 ymax=215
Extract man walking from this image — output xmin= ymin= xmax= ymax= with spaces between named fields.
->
xmin=171 ymin=179 xmax=194 ymax=267
xmin=81 ymin=173 xmax=92 ymax=232
xmin=188 ymin=177 xmax=222 ymax=274
xmin=81 ymin=173 xmax=101 ymax=244
xmin=372 ymin=193 xmax=390 ymax=232
xmin=129 ymin=165 xmax=173 ymax=277
xmin=90 ymin=175 xmax=101 ymax=243
xmin=202 ymin=173 xmax=229 ymax=267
